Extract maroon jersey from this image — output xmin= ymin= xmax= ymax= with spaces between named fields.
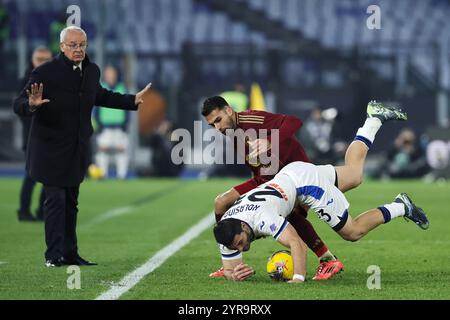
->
xmin=233 ymin=110 xmax=310 ymax=195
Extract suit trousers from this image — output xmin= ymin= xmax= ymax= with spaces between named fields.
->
xmin=19 ymin=173 xmax=45 ymax=215
xmin=43 ymin=185 xmax=79 ymax=260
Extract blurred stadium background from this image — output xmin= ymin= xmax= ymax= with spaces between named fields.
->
xmin=0 ymin=0 xmax=449 ymax=180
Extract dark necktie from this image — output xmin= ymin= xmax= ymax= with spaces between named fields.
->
xmin=74 ymin=66 xmax=82 ymax=77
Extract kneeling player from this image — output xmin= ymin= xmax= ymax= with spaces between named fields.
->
xmin=213 ymin=101 xmax=429 ymax=282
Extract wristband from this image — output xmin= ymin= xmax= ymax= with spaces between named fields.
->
xmin=292 ymin=274 xmax=305 ymax=282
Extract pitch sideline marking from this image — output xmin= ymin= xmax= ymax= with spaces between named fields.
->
xmin=79 ymin=206 xmax=133 ymax=229
xmin=79 ymin=184 xmax=185 ymax=229
xmin=95 ymin=213 xmax=215 ymax=300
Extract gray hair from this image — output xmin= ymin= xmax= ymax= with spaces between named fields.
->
xmin=60 ymin=26 xmax=87 ymax=43
xmin=33 ymin=45 xmax=51 ymax=55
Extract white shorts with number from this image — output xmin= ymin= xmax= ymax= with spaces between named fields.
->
xmin=276 ymin=162 xmax=350 ymax=231
xmin=97 ymin=128 xmax=129 ymax=150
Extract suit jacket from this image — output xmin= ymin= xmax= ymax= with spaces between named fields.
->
xmin=16 ymin=65 xmax=33 ymax=152
xmin=14 ymin=53 xmax=137 ymax=187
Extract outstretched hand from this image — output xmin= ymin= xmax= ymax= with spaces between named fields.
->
xmin=27 ymin=83 xmax=50 ymax=111
xmin=135 ymin=83 xmax=152 ymax=106
xmin=248 ymin=138 xmax=271 ymax=161
xmin=231 ymin=263 xmax=255 ymax=281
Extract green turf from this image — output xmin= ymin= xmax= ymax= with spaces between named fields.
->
xmin=0 ymin=178 xmax=449 ymax=300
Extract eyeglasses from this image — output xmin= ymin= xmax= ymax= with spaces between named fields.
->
xmin=64 ymin=43 xmax=88 ymax=50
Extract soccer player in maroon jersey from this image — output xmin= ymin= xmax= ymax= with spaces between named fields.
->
xmin=202 ymin=96 xmax=343 ymax=281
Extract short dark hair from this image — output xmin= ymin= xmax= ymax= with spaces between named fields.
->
xmin=213 ymin=218 xmax=243 ymax=247
xmin=201 ymin=96 xmax=229 ymax=117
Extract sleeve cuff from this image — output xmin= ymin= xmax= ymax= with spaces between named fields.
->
xmin=274 ymin=220 xmax=289 ymax=240
xmin=221 ymin=251 xmax=242 ymax=260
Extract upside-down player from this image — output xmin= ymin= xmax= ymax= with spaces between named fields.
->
xmin=202 ymin=96 xmax=343 ymax=281
xmin=213 ymin=101 xmax=429 ymax=282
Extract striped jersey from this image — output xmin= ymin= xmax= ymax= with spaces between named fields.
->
xmin=235 ymin=110 xmax=309 ymax=179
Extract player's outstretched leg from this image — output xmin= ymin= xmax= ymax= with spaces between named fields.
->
xmin=366 ymin=100 xmax=408 ymax=123
xmin=335 ymin=101 xmax=407 ymax=193
xmin=393 ymin=193 xmax=429 ymax=230
xmin=337 ymin=193 xmax=429 ymax=241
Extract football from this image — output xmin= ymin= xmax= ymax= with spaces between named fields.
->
xmin=88 ymin=164 xmax=105 ymax=180
xmin=266 ymin=250 xmax=294 ymax=281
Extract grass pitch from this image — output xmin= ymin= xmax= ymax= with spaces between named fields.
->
xmin=0 ymin=177 xmax=449 ymax=300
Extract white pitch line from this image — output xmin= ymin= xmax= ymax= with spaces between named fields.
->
xmin=95 ymin=213 xmax=215 ymax=300
xmin=79 ymin=206 xmax=133 ymax=229
xmin=79 ymin=185 xmax=181 ymax=229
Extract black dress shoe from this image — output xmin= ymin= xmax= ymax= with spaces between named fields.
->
xmin=45 ymin=258 xmax=63 ymax=267
xmin=17 ymin=210 xmax=37 ymax=222
xmin=61 ymin=255 xmax=97 ymax=266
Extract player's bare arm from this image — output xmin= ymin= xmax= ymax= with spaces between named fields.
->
xmin=276 ymin=223 xmax=308 ymax=283
xmin=214 ymin=188 xmax=241 ymax=217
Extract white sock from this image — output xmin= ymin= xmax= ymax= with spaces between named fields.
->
xmin=319 ymin=250 xmax=336 ymax=262
xmin=96 ymin=152 xmax=109 ymax=178
xmin=116 ymin=152 xmax=129 ymax=179
xmin=383 ymin=202 xmax=405 ymax=219
xmin=356 ymin=118 xmax=382 ymax=144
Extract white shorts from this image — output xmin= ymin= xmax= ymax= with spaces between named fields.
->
xmin=279 ymin=162 xmax=350 ymax=231
xmin=97 ymin=128 xmax=129 ymax=150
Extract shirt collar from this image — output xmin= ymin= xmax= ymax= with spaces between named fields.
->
xmin=59 ymin=53 xmax=87 ymax=71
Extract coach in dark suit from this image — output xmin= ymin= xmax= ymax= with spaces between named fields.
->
xmin=16 ymin=46 xmax=52 ymax=221
xmin=14 ymin=26 xmax=151 ymax=267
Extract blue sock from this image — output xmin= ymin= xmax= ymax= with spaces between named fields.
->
xmin=354 ymin=135 xmax=372 ymax=149
xmin=378 ymin=206 xmax=391 ymax=223
xmin=355 ymin=118 xmax=381 ymax=148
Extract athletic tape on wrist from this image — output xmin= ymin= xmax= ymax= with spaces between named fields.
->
xmin=293 ymin=274 xmax=305 ymax=282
